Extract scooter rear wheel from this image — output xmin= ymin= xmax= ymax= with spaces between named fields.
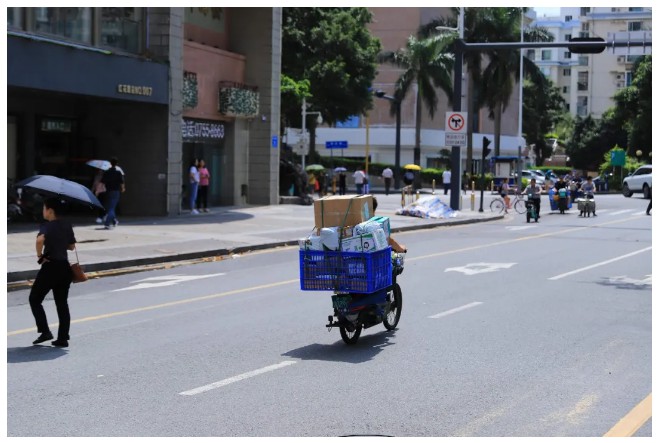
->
xmin=339 ymin=324 xmax=362 ymax=345
xmin=383 ymin=283 xmax=403 ymax=331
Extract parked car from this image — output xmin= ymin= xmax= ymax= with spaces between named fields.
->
xmin=622 ymin=165 xmax=652 ymax=198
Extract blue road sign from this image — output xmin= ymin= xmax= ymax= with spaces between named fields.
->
xmin=271 ymin=135 xmax=278 ymax=148
xmin=325 ymin=141 xmax=348 ymax=149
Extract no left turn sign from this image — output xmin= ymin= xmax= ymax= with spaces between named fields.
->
xmin=445 ymin=112 xmax=467 ymax=133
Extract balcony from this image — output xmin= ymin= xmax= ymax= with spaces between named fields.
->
xmin=577 ymin=81 xmax=589 ymax=91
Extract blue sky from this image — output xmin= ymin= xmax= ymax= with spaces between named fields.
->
xmin=534 ymin=7 xmax=561 ymax=17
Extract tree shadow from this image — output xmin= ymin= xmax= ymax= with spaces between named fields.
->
xmin=282 ymin=329 xmax=397 ymax=364
xmin=7 ymin=346 xmax=68 ymax=363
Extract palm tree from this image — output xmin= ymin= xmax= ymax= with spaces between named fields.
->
xmin=420 ymin=8 xmax=552 ymax=167
xmin=479 ymin=8 xmax=553 ymax=156
xmin=378 ymin=33 xmax=455 ymax=167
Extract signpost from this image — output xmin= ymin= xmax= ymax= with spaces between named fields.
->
xmin=326 ymin=141 xmax=348 ymax=169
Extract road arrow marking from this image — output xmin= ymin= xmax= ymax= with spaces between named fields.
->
xmin=604 ymin=274 xmax=652 ymax=286
xmin=445 ymin=262 xmax=516 ymax=275
xmin=429 ymin=302 xmax=483 ymax=319
xmin=179 ymin=361 xmax=297 ymax=396
xmin=112 ymin=273 xmax=225 ymax=292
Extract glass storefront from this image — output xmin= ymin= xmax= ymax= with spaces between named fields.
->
xmin=31 ymin=7 xmax=93 ymax=44
xmin=15 ymin=8 xmax=144 ymax=54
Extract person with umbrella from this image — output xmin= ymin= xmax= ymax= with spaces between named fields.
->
xmin=30 ymin=197 xmax=77 ymax=347
xmin=335 ymin=167 xmax=347 ymax=195
xmin=100 ymin=157 xmax=125 ymax=229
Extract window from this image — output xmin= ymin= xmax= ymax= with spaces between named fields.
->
xmin=527 ymin=49 xmax=535 ymax=61
xmin=563 ymin=68 xmax=571 ymax=76
xmin=566 ymin=103 xmax=570 ymax=112
xmin=626 ymin=72 xmax=633 ymax=86
xmin=565 ymin=15 xmax=572 ymax=22
xmin=577 ymin=71 xmax=588 ymax=91
xmin=580 ymin=7 xmax=591 ymax=16
xmin=629 ymin=7 xmax=643 ymax=12
xmin=30 ymin=7 xmax=93 ymax=44
xmin=563 ymin=86 xmax=569 ymax=93
xmin=577 ymin=96 xmax=588 ymax=116
xmin=565 ymin=33 xmax=572 ymax=41
xmin=98 ymin=8 xmax=143 ymax=53
xmin=581 ymin=23 xmax=590 ymax=31
xmin=541 ymin=50 xmax=552 ymax=61
xmin=8 ymin=8 xmax=23 ymax=28
xmin=564 ymin=51 xmax=571 ymax=59
xmin=578 ymin=55 xmax=589 ymax=66
xmin=628 ymin=21 xmax=642 ymax=31
xmin=579 ymin=31 xmax=590 ymax=38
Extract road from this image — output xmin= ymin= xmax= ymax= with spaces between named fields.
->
xmin=6 ymin=194 xmax=652 ymax=437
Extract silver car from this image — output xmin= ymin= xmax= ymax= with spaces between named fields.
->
xmin=622 ymin=165 xmax=652 ymax=199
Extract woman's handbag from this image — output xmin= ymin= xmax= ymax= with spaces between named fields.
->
xmin=71 ymin=246 xmax=88 ymax=283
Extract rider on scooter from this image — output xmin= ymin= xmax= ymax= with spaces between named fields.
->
xmin=522 ymin=178 xmax=543 ymax=219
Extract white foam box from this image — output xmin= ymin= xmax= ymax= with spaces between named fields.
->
xmin=368 ymin=216 xmax=391 ymax=238
xmin=340 ymin=229 xmax=388 ymax=253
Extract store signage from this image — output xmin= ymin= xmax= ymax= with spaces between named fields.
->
xmin=117 ymin=84 xmax=154 ymax=97
xmin=40 ymin=118 xmax=73 ymax=133
xmin=182 ymin=119 xmax=225 ymax=142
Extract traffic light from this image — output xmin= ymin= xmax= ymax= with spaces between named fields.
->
xmin=568 ymin=37 xmax=606 ymax=54
xmin=482 ymin=136 xmax=492 ymax=158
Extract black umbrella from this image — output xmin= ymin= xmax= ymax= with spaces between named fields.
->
xmin=14 ymin=175 xmax=104 ymax=211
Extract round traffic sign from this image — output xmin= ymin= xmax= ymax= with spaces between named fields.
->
xmin=447 ymin=113 xmax=465 ymax=132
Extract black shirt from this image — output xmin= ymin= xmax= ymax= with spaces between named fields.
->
xmin=101 ymin=167 xmax=124 ymax=192
xmin=39 ymin=220 xmax=76 ymax=262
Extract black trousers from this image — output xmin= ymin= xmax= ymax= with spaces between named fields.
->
xmin=29 ymin=261 xmax=73 ymax=340
xmin=384 ymin=178 xmax=391 ymax=195
xmin=197 ymin=185 xmax=209 ymax=209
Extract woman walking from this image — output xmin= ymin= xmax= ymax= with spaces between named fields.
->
xmin=30 ymin=197 xmax=76 ymax=347
xmin=188 ymin=158 xmax=200 ymax=214
xmin=197 ymin=159 xmax=211 ymax=212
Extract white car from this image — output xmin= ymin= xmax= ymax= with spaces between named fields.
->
xmin=622 ymin=165 xmax=652 ymax=199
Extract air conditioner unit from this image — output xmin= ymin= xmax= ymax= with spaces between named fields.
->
xmin=616 ymin=73 xmax=624 ymax=80
xmin=617 ymin=81 xmax=625 ymax=88
xmin=617 ymin=56 xmax=625 ymax=63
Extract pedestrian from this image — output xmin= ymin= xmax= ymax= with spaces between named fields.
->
xmin=308 ymin=173 xmax=317 ymax=196
xmin=381 ymin=167 xmax=393 ymax=195
xmin=197 ymin=159 xmax=211 ymax=213
xmin=353 ymin=168 xmax=366 ymax=195
xmin=442 ymin=167 xmax=451 ymax=195
xmin=101 ymin=157 xmax=125 ymax=229
xmin=522 ymin=178 xmax=543 ymax=219
xmin=91 ymin=169 xmax=106 ymax=224
xmin=403 ymin=170 xmax=414 ymax=187
xmin=580 ymin=176 xmax=597 ymax=217
xmin=500 ymin=177 xmax=511 ymax=211
xmin=338 ymin=172 xmax=347 ymax=195
xmin=462 ymin=171 xmax=469 ymax=194
xmin=317 ymin=171 xmax=325 ymax=198
xmin=30 ymin=197 xmax=76 ymax=347
xmin=188 ymin=158 xmax=200 ymax=214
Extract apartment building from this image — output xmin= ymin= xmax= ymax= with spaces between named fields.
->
xmin=531 ymin=7 xmax=652 ymax=120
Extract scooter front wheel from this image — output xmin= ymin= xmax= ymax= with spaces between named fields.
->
xmin=383 ymin=283 xmax=403 ymax=331
xmin=339 ymin=324 xmax=362 ymax=344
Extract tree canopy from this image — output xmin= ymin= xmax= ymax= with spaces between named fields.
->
xmin=281 ymin=8 xmax=381 ymax=128
xmin=522 ymin=77 xmax=566 ymax=165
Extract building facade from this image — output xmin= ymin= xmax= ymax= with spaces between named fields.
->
xmin=7 ymin=7 xmax=282 ymax=216
xmin=531 ymin=7 xmax=652 ymax=119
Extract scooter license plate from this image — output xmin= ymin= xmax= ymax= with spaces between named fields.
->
xmin=332 ymin=295 xmax=352 ymax=312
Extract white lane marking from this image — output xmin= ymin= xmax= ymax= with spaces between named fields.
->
xmin=112 ymin=273 xmax=225 ymax=292
xmin=610 ymin=209 xmax=633 ymax=216
xmin=445 ymin=263 xmax=516 ymax=275
xmin=179 ymin=361 xmax=297 ymax=396
xmin=505 ymin=226 xmax=536 ymax=231
xmin=632 ymin=211 xmax=648 ymax=216
xmin=429 ymin=302 xmax=483 ymax=319
xmin=548 ymin=247 xmax=652 ymax=281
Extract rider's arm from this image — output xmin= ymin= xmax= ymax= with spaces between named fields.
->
xmin=388 ymin=236 xmax=406 ymax=253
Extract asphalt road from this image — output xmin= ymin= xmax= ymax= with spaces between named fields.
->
xmin=6 ymin=194 xmax=652 ymax=437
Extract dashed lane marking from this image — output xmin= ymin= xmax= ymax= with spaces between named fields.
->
xmin=429 ymin=302 xmax=483 ymax=319
xmin=548 ymin=247 xmax=652 ymax=280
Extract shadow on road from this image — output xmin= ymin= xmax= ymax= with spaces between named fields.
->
xmin=282 ymin=330 xmax=397 ymax=364
xmin=7 ymin=346 xmax=68 ymax=363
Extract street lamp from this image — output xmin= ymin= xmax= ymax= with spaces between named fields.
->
xmin=374 ymin=90 xmax=402 ymax=190
xmin=301 ymin=97 xmax=323 ymax=169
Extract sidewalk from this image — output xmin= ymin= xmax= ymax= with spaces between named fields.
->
xmin=6 ymin=190 xmax=502 ymax=286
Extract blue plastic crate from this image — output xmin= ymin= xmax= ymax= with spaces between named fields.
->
xmin=299 ymin=247 xmax=392 ymax=293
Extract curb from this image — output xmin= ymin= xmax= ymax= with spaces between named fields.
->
xmin=6 ymin=214 xmax=503 ymax=291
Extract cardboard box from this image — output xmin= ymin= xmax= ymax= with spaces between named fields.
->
xmin=314 ymin=195 xmax=373 ymax=228
xmin=340 ymin=229 xmax=388 ymax=253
